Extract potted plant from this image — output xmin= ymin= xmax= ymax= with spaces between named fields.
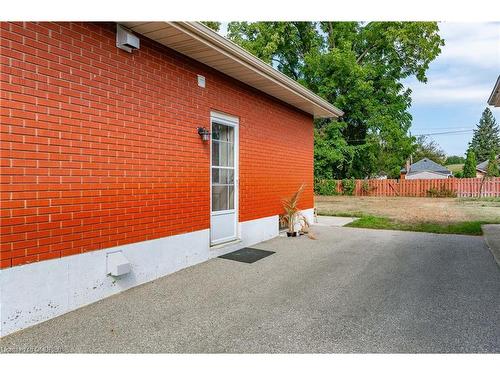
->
xmin=281 ymin=184 xmax=306 ymax=237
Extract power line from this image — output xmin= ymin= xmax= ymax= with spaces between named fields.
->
xmin=412 ymin=126 xmax=474 ymax=131
xmin=342 ymin=128 xmax=473 ymax=143
xmin=415 ymin=129 xmax=473 ymax=136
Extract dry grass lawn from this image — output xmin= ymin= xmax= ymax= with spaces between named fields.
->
xmin=315 ymin=196 xmax=500 ymax=224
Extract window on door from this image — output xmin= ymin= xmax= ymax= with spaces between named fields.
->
xmin=211 ymin=122 xmax=235 ymax=212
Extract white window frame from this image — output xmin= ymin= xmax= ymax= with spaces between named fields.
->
xmin=210 ymin=111 xmax=239 ymax=246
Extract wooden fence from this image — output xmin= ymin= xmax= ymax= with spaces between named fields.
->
xmin=322 ymin=177 xmax=500 ymax=197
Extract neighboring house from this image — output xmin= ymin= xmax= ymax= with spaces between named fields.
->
xmin=488 ymin=75 xmax=500 ymax=107
xmin=476 ymin=155 xmax=500 ymax=178
xmin=0 ymin=22 xmax=342 ymax=336
xmin=400 ymin=158 xmax=453 ymax=180
xmin=479 ymin=77 xmax=500 ymax=177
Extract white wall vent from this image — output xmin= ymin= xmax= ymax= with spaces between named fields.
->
xmin=106 ymin=251 xmax=131 ymax=277
xmin=116 ymin=24 xmax=140 ymax=53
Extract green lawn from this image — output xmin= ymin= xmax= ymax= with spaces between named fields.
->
xmin=447 ymin=163 xmax=464 ymax=173
xmin=344 ymin=215 xmax=494 ymax=235
xmin=459 ymin=197 xmax=500 ymax=203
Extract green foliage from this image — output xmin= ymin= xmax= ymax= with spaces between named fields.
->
xmin=227 ymin=22 xmax=322 ymax=81
xmin=463 ymin=148 xmax=477 ymax=178
xmin=413 ymin=135 xmax=446 ymax=165
xmin=426 ymin=187 xmax=457 ymax=198
xmin=345 ymin=215 xmax=487 ymax=236
xmin=227 ymin=22 xmax=444 ymax=179
xmin=445 ymin=155 xmax=466 ymax=165
xmin=201 ymin=22 xmax=221 ymax=32
xmin=314 ymin=179 xmax=339 ymax=196
xmin=486 ymin=152 xmax=499 ymax=177
xmin=454 ymin=170 xmax=464 ymax=178
xmin=469 ymin=108 xmax=500 ymax=163
xmin=314 ymin=122 xmax=355 ymax=179
xmin=341 ymin=178 xmax=356 ymax=195
xmin=361 ymin=180 xmax=371 ymax=194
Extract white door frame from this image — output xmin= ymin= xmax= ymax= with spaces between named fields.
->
xmin=210 ymin=111 xmax=239 ymax=246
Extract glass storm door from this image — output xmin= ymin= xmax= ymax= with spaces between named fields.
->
xmin=210 ymin=113 xmax=238 ymax=245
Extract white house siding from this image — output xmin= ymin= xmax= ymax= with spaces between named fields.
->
xmin=405 ymin=171 xmax=451 ymax=180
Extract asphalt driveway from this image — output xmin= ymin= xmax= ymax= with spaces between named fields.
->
xmin=1 ymin=226 xmax=499 ymax=353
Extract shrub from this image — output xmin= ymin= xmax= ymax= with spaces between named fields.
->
xmin=314 ymin=179 xmax=338 ymax=196
xmin=463 ymin=148 xmax=477 ymax=178
xmin=360 ymin=180 xmax=372 ymax=195
xmin=281 ymin=184 xmax=306 ymax=233
xmin=341 ymin=178 xmax=356 ymax=196
xmin=486 ymin=152 xmax=500 ymax=177
xmin=427 ymin=186 xmax=457 ymax=198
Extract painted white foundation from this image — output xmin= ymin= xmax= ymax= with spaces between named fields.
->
xmin=301 ymin=208 xmax=315 ymax=224
xmin=0 ymin=212 xmax=291 ymax=337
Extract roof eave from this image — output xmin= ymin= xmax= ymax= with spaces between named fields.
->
xmin=407 ymin=170 xmax=451 ymax=175
xmin=120 ymin=22 xmax=343 ymax=119
xmin=182 ymin=22 xmax=344 ymax=118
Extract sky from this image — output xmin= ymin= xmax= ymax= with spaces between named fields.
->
xmin=404 ymin=22 xmax=500 ymax=157
xmin=219 ymin=22 xmax=500 ymax=158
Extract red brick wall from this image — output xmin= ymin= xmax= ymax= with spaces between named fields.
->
xmin=0 ymin=22 xmax=314 ymax=268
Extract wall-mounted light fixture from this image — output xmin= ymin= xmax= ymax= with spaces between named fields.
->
xmin=197 ymin=127 xmax=210 ymax=142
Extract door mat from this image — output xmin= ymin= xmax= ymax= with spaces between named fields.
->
xmin=218 ymin=248 xmax=275 ymax=264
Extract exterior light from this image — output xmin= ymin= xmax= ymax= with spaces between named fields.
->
xmin=197 ymin=127 xmax=210 ymax=142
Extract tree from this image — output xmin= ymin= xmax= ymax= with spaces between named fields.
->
xmin=227 ymin=22 xmax=444 ymax=179
xmin=314 ymin=121 xmax=355 ymax=179
xmin=486 ymin=152 xmax=499 ymax=177
xmin=445 ymin=155 xmax=465 ymax=165
xmin=463 ymin=148 xmax=477 ymax=178
xmin=201 ymin=22 xmax=221 ymax=32
xmin=413 ymin=135 xmax=446 ymax=165
xmin=469 ymin=108 xmax=500 ymax=163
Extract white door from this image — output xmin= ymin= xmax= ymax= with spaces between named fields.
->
xmin=210 ymin=112 xmax=238 ymax=245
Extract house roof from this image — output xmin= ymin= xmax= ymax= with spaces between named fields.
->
xmin=119 ymin=22 xmax=343 ymax=119
xmin=477 ymin=155 xmax=500 ymax=172
xmin=477 ymin=159 xmax=488 ymax=172
xmin=488 ymin=75 xmax=500 ymax=107
xmin=406 ymin=158 xmax=452 ymax=175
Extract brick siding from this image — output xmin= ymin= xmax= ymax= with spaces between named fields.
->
xmin=0 ymin=22 xmax=314 ymax=268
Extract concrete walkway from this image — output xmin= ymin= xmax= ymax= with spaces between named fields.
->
xmin=1 ymin=226 xmax=499 ymax=353
xmin=482 ymin=224 xmax=500 ymax=267
xmin=314 ymin=215 xmax=356 ymax=227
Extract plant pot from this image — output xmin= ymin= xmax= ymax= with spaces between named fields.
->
xmin=286 ymin=231 xmax=297 ymax=237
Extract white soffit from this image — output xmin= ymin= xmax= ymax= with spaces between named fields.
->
xmin=119 ymin=22 xmax=343 ymax=119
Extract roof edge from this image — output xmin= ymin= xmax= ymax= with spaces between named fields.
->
xmin=407 ymin=170 xmax=451 ymax=175
xmin=165 ymin=22 xmax=344 ymax=119
xmin=488 ymin=75 xmax=500 ymax=106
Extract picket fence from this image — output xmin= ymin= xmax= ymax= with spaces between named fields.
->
xmin=325 ymin=177 xmax=500 ymax=197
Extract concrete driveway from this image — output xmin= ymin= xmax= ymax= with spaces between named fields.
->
xmin=1 ymin=226 xmax=499 ymax=353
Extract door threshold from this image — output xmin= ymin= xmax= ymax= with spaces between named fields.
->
xmin=210 ymin=239 xmax=242 ymax=250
